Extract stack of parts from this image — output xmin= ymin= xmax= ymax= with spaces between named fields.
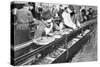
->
xmin=68 ymin=29 xmax=90 ymax=48
xmin=38 ymin=48 xmax=66 ymax=64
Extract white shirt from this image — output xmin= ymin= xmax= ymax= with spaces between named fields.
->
xmin=45 ymin=22 xmax=53 ymax=35
xmin=62 ymin=10 xmax=77 ymax=29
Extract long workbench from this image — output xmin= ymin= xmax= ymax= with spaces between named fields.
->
xmin=11 ymin=17 xmax=97 ymax=66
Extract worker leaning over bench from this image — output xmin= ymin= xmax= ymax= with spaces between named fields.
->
xmin=62 ymin=6 xmax=78 ymax=30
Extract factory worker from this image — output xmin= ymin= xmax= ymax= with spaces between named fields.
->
xmin=34 ymin=18 xmax=53 ymax=39
xmin=34 ymin=9 xmax=54 ymax=39
xmin=62 ymin=7 xmax=77 ymax=29
xmin=80 ymin=6 xmax=87 ymax=22
xmin=33 ymin=20 xmax=46 ymax=39
xmin=44 ymin=18 xmax=53 ymax=36
xmin=73 ymin=10 xmax=82 ymax=28
xmin=14 ymin=4 xmax=34 ymax=45
xmin=57 ymin=5 xmax=64 ymax=19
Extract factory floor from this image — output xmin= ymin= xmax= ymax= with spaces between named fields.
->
xmin=71 ymin=27 xmax=97 ymax=62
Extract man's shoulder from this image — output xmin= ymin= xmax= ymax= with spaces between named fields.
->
xmin=17 ymin=8 xmax=29 ymax=12
xmin=17 ymin=8 xmax=31 ymax=14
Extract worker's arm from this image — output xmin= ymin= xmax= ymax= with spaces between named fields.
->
xmin=41 ymin=19 xmax=48 ymax=27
